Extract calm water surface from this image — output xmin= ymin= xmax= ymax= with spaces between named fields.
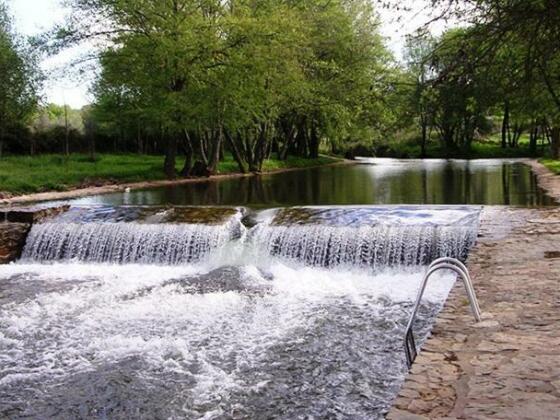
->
xmin=67 ymin=158 xmax=554 ymax=207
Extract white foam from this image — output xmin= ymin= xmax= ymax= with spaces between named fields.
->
xmin=0 ymin=261 xmax=456 ymax=416
xmin=0 ymin=262 xmax=453 ymax=379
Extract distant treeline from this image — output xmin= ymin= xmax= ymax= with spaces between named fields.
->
xmin=1 ymin=0 xmax=560 ymax=175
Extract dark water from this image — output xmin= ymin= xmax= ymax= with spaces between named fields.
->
xmin=66 ymin=159 xmax=554 ymax=207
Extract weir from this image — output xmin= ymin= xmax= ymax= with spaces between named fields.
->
xmin=0 ymin=204 xmax=482 ymax=419
xmin=18 ymin=206 xmax=480 ymax=270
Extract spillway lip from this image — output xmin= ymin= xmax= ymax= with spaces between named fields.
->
xmin=37 ymin=205 xmax=248 ymax=225
xmin=267 ymin=205 xmax=482 ymax=228
xmin=18 ymin=205 xmax=482 ymax=269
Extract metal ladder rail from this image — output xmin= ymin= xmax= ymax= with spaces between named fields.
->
xmin=404 ymin=259 xmax=482 ymax=369
xmin=429 ymin=257 xmax=481 ymax=315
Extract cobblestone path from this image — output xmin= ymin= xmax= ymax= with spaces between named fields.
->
xmin=389 ymin=205 xmax=560 ymax=419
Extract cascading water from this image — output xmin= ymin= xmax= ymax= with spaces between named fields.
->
xmin=21 ymin=206 xmax=479 ymax=271
xmin=1 ymin=205 xmax=481 ymax=419
xmin=249 ymin=223 xmax=476 ymax=269
xmin=22 ymin=221 xmax=242 ymax=264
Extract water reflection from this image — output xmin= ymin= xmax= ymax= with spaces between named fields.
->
xmin=68 ymin=159 xmax=554 ymax=207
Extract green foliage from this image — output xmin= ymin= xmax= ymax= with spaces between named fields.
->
xmin=540 ymin=159 xmax=560 ymax=175
xmin=375 ymin=138 xmax=538 ymax=159
xmin=0 ymin=2 xmax=42 ymax=156
xmin=31 ymin=104 xmax=84 ymax=133
xmin=425 ymin=0 xmax=560 ymax=157
xmin=57 ymin=0 xmax=393 ymax=177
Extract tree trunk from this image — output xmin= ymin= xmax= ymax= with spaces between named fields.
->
xmin=279 ymin=127 xmax=297 ymax=160
xmin=501 ymin=101 xmax=509 ymax=149
xmin=420 ymin=116 xmax=428 ymax=158
xmin=64 ymin=105 xmax=70 ymax=156
xmin=163 ymin=133 xmax=177 ymax=179
xmin=296 ymin=117 xmax=308 ymax=157
xmin=225 ymin=130 xmax=248 ymax=173
xmin=254 ymin=122 xmax=269 ymax=171
xmin=529 ymin=120 xmax=538 ymax=157
xmin=551 ymin=126 xmax=560 ymax=160
xmin=442 ymin=126 xmax=455 ymax=155
xmin=180 ymin=129 xmax=194 ymax=177
xmin=511 ymin=123 xmax=522 ymax=148
xmin=543 ymin=120 xmax=552 ymax=144
xmin=206 ymin=127 xmax=223 ymax=175
xmin=200 ymin=129 xmax=209 ymax=166
xmin=308 ymin=120 xmax=319 ymax=159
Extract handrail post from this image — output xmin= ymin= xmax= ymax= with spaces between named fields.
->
xmin=404 ymin=258 xmax=481 ymax=369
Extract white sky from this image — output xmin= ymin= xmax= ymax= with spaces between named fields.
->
xmin=7 ymin=0 xmax=446 ymax=108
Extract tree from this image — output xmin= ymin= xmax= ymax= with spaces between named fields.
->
xmin=404 ymin=32 xmax=437 ymax=157
xmin=0 ymin=2 xmax=41 ymax=157
xmin=56 ymin=0 xmax=394 ymax=174
xmin=428 ymin=0 xmax=560 ymax=157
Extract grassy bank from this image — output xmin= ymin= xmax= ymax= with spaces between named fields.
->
xmin=540 ymin=159 xmax=560 ymax=174
xmin=375 ymin=137 xmax=542 ymax=159
xmin=0 ymin=154 xmax=341 ymax=196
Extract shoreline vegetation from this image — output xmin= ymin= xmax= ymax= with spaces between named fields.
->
xmin=0 ymin=153 xmax=345 ymax=201
xmin=540 ymin=159 xmax=560 ymax=175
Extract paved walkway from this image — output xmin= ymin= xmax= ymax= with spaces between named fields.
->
xmin=389 ymin=205 xmax=560 ymax=419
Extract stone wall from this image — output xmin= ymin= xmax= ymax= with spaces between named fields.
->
xmin=0 ymin=205 xmax=70 ymax=264
xmin=0 ymin=223 xmax=31 ymax=264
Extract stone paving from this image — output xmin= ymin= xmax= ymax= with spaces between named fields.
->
xmin=389 ymin=168 xmax=560 ymax=418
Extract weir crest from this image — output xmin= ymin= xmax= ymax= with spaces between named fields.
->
xmin=19 ymin=206 xmax=480 ymax=270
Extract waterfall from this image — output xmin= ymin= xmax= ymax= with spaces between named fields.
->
xmin=249 ymin=223 xmax=477 ymax=269
xmin=22 ymin=219 xmax=243 ymax=264
xmin=21 ymin=206 xmax=479 ymax=269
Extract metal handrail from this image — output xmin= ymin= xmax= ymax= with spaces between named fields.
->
xmin=429 ymin=257 xmax=481 ymax=315
xmin=404 ymin=258 xmax=481 ymax=369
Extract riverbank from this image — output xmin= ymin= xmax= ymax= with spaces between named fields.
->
xmin=389 ymin=162 xmax=560 ymax=419
xmin=0 ymin=154 xmax=347 ymax=204
xmin=526 ymin=160 xmax=560 ymax=202
xmin=373 ymin=138 xmax=540 ymax=159
xmin=0 ymin=156 xmax=355 ymax=205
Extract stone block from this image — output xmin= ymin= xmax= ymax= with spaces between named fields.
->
xmin=0 ymin=223 xmax=31 ymax=264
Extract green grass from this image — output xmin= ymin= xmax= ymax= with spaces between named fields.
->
xmin=484 ymin=133 xmax=532 ymax=146
xmin=540 ymin=159 xmax=560 ymax=174
xmin=261 ymin=155 xmax=340 ymax=171
xmin=0 ymin=153 xmax=342 ymax=195
xmin=378 ymin=139 xmax=539 ymax=159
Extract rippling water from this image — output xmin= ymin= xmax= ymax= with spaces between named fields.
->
xmin=0 ymin=262 xmax=454 ymax=419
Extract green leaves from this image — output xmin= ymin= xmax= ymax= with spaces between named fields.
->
xmin=62 ymin=0 xmax=395 ymax=169
xmin=0 ymin=2 xmax=42 ymax=155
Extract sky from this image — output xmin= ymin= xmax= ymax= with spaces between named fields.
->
xmin=7 ymin=0 xmax=92 ymax=108
xmin=6 ymin=0 xmax=445 ymax=109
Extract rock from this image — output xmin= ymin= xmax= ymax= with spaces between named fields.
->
xmin=473 ymin=320 xmax=500 ymax=329
xmin=0 ymin=223 xmax=31 ymax=264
